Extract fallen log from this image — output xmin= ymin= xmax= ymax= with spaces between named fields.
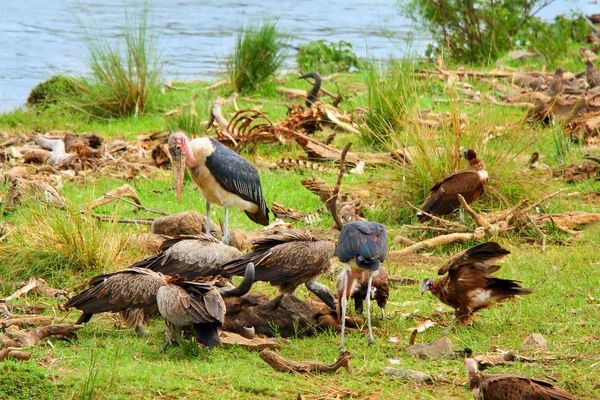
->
xmin=20 ymin=324 xmax=84 ymax=347
xmin=220 ymin=331 xmax=280 ymax=351
xmin=259 ymin=349 xmax=351 ymax=374
xmin=0 ymin=348 xmax=31 ymax=361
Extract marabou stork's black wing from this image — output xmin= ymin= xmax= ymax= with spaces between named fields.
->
xmin=205 ymin=138 xmax=269 ymax=225
xmin=336 ymin=221 xmax=388 ymax=271
xmin=64 ymin=267 xmax=163 ymax=314
xmin=129 ymin=235 xmax=241 ymax=280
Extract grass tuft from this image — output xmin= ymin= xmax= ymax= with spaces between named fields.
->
xmin=63 ymin=1 xmax=162 ymax=119
xmin=228 ymin=20 xmax=287 ymax=93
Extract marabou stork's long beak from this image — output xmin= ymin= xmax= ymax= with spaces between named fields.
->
xmin=170 ymin=147 xmax=185 ymax=203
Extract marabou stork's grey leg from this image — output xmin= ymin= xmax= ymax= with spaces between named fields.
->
xmin=305 ymin=279 xmax=336 ymax=310
xmin=339 ymin=265 xmax=349 ymax=350
xmin=366 ymin=270 xmax=375 ymax=346
xmin=222 ymin=206 xmax=230 ymax=245
xmin=205 ymin=200 xmax=211 ymax=235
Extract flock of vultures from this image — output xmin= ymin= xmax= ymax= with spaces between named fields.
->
xmin=60 ymin=124 xmax=577 ymax=400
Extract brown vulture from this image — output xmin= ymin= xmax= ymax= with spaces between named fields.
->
xmin=546 ymin=66 xmax=565 ymax=97
xmin=465 ymin=358 xmax=575 ymax=400
xmin=421 ymin=242 xmax=533 ymax=325
xmin=156 ymin=263 xmax=254 ymax=349
xmin=417 ymin=149 xmax=487 ymax=223
xmin=337 ymin=221 xmax=388 ymax=347
xmin=168 ymin=131 xmax=270 ymax=245
xmin=130 ymin=234 xmax=242 ymax=280
xmin=64 ymin=264 xmax=254 ymax=343
xmin=586 ymin=59 xmax=600 ymax=89
xmin=221 ymin=230 xmax=337 ymax=310
xmin=338 ymin=266 xmax=389 ymax=319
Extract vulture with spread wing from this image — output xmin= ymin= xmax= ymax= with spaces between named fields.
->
xmin=221 ymin=230 xmax=337 ymax=309
xmin=465 ymin=358 xmax=574 ymax=400
xmin=418 ymin=149 xmax=487 ymax=222
xmin=421 ymin=242 xmax=533 ymax=325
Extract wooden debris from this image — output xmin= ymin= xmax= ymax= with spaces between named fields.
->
xmin=85 ymin=184 xmax=142 ymax=210
xmin=271 ymin=202 xmax=322 ymax=224
xmin=259 ymin=349 xmax=351 ymax=374
xmin=0 ymin=348 xmax=31 ymax=361
xmin=383 ymin=368 xmax=433 ymax=383
xmin=220 ymin=331 xmax=280 ymax=350
xmin=3 ymin=176 xmax=66 ymax=210
xmin=388 ymin=276 xmax=419 ymax=285
xmin=1 ymin=316 xmax=73 ymax=329
xmin=151 ymin=143 xmax=171 ymax=167
xmin=20 ymin=324 xmax=83 ymax=347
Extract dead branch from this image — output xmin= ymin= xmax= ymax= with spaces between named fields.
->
xmin=85 ymin=184 xmax=142 ymax=210
xmin=406 ymin=202 xmax=468 ymax=230
xmin=202 ymin=80 xmax=229 ymax=91
xmin=1 ymin=316 xmax=73 ymax=329
xmin=0 ymin=348 xmax=31 ymax=361
xmin=520 ymin=190 xmax=564 ymax=214
xmin=20 ymin=324 xmax=83 ymax=347
xmin=458 ymin=194 xmax=490 ymax=227
xmin=388 ymin=276 xmax=419 ymax=285
xmin=89 ymin=214 xmax=155 ymax=225
xmin=259 ymin=349 xmax=351 ymax=374
xmin=389 ymin=232 xmax=481 ymax=258
xmin=220 ymin=331 xmax=280 ymax=350
xmin=330 ymin=143 xmax=352 ymax=230
xmin=1 ymin=277 xmax=39 ymax=302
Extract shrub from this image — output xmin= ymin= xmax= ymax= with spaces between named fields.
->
xmin=63 ymin=2 xmax=162 ymax=118
xmin=398 ymin=0 xmax=556 ymax=64
xmin=228 ymin=20 xmax=287 ymax=93
xmin=297 ymin=40 xmax=359 ymax=74
xmin=26 ymin=75 xmax=82 ymax=108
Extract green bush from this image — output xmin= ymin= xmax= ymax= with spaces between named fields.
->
xmin=64 ymin=2 xmax=162 ymax=118
xmin=26 ymin=75 xmax=82 ymax=108
xmin=398 ymin=0 xmax=555 ymax=64
xmin=297 ymin=40 xmax=359 ymax=74
xmin=228 ymin=20 xmax=287 ymax=93
xmin=518 ymin=14 xmax=589 ymax=66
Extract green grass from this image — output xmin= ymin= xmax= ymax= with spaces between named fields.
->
xmin=1 ymin=45 xmax=600 ymax=399
xmin=228 ymin=19 xmax=287 ymax=93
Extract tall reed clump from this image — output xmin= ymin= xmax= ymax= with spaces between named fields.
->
xmin=0 ymin=201 xmax=130 ymax=285
xmin=64 ymin=2 xmax=162 ymax=119
xmin=360 ymin=59 xmax=421 ymax=148
xmin=362 ymin=81 xmax=558 ymax=222
xmin=228 ymin=20 xmax=287 ymax=93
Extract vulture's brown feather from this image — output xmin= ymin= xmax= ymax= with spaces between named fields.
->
xmin=465 ymin=358 xmax=574 ymax=400
xmin=130 ymin=234 xmax=242 ymax=279
xmin=346 ymin=267 xmax=389 ymax=317
xmin=221 ymin=231 xmax=335 ymax=294
xmin=418 ymin=149 xmax=487 ymax=223
xmin=422 ymin=242 xmax=533 ymax=324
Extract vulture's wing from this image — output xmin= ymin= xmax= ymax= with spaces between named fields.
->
xmin=438 ymin=242 xmax=509 ymax=275
xmin=175 ymin=281 xmax=226 ymax=325
xmin=482 ymin=374 xmax=574 ymax=400
xmin=131 ymin=237 xmax=241 ymax=279
xmin=421 ymin=170 xmax=486 ymax=217
xmin=64 ymin=268 xmax=163 ymax=314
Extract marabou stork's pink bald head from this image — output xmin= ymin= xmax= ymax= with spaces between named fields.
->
xmin=168 ymin=132 xmax=189 ymax=202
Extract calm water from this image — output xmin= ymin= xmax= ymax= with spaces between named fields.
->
xmin=0 ymin=0 xmax=597 ymax=111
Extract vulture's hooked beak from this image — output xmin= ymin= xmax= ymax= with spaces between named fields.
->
xmin=170 ymin=145 xmax=185 ymax=203
xmin=420 ymin=279 xmax=431 ymax=295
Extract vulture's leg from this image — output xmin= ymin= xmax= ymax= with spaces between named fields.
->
xmin=381 ymin=308 xmax=386 ymax=320
xmin=338 ymin=265 xmax=349 ymax=350
xmin=134 ymin=324 xmax=147 ymax=337
xmin=162 ymin=320 xmax=178 ymax=351
xmin=75 ymin=313 xmax=93 ymax=325
xmin=205 ymin=200 xmax=211 ymax=235
xmin=305 ymin=279 xmax=336 ymax=310
xmin=222 ymin=206 xmax=230 ymax=245
xmin=366 ymin=270 xmax=375 ymax=346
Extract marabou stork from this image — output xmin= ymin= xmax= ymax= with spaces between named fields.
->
xmin=336 ymin=221 xmax=388 ymax=348
xmin=168 ymin=131 xmax=270 ymax=245
xmin=299 ymin=72 xmax=321 ymax=107
xmin=221 ymin=230 xmax=337 ymax=309
xmin=418 ymin=149 xmax=487 ymax=223
xmin=421 ymin=242 xmax=533 ymax=326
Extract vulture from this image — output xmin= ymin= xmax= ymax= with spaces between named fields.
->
xmin=168 ymin=131 xmax=269 ymax=245
xmin=299 ymin=72 xmax=321 ymax=107
xmin=130 ymin=234 xmax=242 ymax=280
xmin=157 ymin=263 xmax=254 ymax=349
xmin=465 ymin=358 xmax=575 ymax=400
xmin=345 ymin=267 xmax=390 ymax=319
xmin=337 ymin=221 xmax=388 ymax=347
xmin=221 ymin=230 xmax=337 ymax=310
xmin=545 ymin=66 xmax=565 ymax=97
xmin=586 ymin=59 xmax=600 ymax=89
xmin=418 ymin=149 xmax=487 ymax=223
xmin=64 ymin=264 xmax=254 ymax=340
xmin=421 ymin=242 xmax=533 ymax=325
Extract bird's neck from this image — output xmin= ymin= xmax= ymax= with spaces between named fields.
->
xmin=468 ymin=158 xmax=485 ymax=171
